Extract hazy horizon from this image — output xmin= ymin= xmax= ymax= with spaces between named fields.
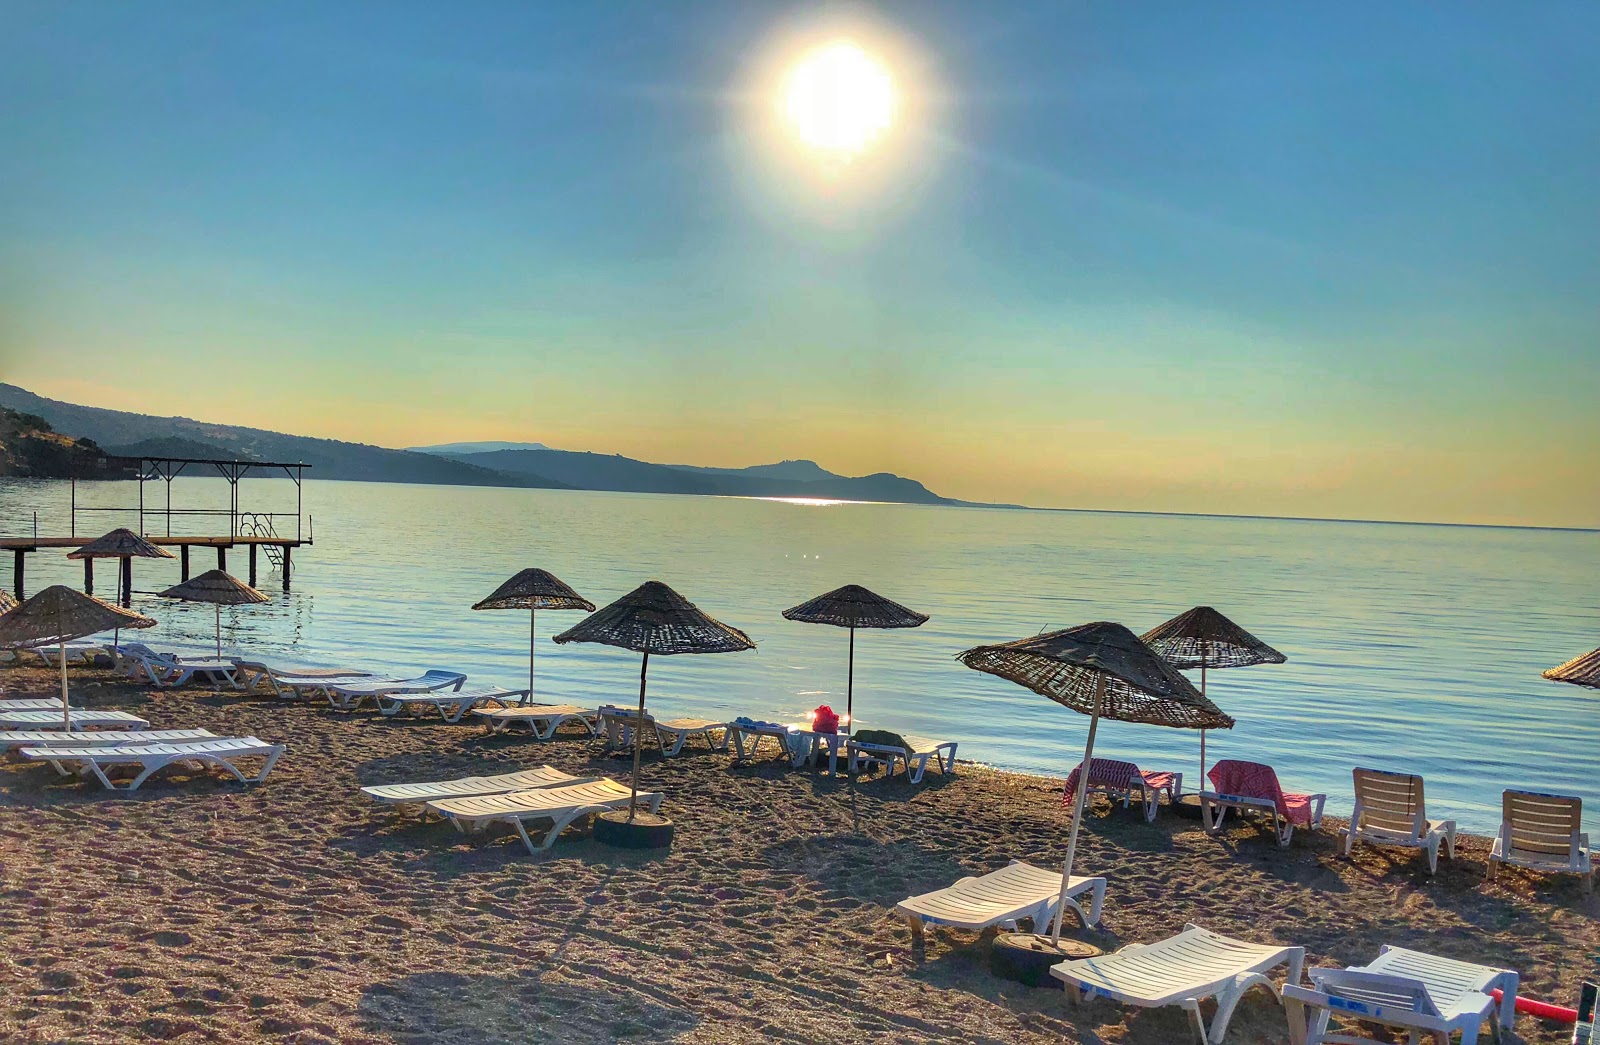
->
xmin=3 ymin=3 xmax=1597 ymax=528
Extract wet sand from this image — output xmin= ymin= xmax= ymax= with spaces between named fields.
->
xmin=0 ymin=663 xmax=1593 ymax=1044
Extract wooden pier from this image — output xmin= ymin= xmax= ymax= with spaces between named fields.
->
xmin=2 ymin=455 xmax=312 ymax=602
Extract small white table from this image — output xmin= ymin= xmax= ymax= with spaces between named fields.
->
xmin=787 ymin=725 xmax=851 ymax=777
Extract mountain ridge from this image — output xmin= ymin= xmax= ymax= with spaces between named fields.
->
xmin=0 ymin=383 xmax=984 ymax=507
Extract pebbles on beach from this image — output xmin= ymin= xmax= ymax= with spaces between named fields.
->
xmin=0 ymin=664 xmax=1592 ymax=1044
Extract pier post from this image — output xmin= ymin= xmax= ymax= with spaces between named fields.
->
xmin=11 ymin=550 xmax=22 ymax=601
xmin=180 ymin=546 xmax=190 ymax=582
xmin=120 ymin=557 xmax=132 ymax=608
xmin=249 ymin=544 xmax=258 ymax=588
xmin=83 ymin=558 xmax=94 ymax=596
xmin=281 ymin=546 xmax=292 ymax=593
xmin=217 ymin=547 xmax=227 ymax=572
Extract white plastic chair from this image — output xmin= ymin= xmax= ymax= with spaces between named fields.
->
xmin=1343 ymin=768 xmax=1456 ymax=874
xmin=1488 ymin=788 xmax=1591 ymax=892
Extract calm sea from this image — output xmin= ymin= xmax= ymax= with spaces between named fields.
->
xmin=3 ymin=478 xmax=1597 ymax=834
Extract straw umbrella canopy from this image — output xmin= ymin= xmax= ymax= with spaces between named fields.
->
xmin=1141 ymin=606 xmax=1285 ymax=792
xmin=959 ymin=621 xmax=1233 ymax=944
xmin=159 ymin=570 xmax=268 ymax=659
xmin=0 ymin=585 xmax=156 ymax=728
xmin=67 ymin=528 xmax=174 ymax=650
xmin=473 ymin=569 xmax=595 ymax=700
xmin=554 ymin=581 xmax=754 ymax=821
xmin=1543 ymin=647 xmax=1600 ymax=690
xmin=782 ymin=584 xmax=928 ymax=731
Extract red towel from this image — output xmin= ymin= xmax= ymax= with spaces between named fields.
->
xmin=1207 ymin=759 xmax=1315 ymax=826
xmin=1063 ymin=758 xmax=1173 ymax=807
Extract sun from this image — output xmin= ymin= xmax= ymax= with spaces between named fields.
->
xmin=780 ymin=40 xmax=896 ymax=159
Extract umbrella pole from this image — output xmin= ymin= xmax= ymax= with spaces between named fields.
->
xmin=628 ymin=650 xmax=649 ymax=823
xmin=59 ymin=639 xmax=70 ymax=731
xmin=1053 ymin=674 xmax=1105 ymax=945
xmin=528 ymin=609 xmax=536 ymax=702
xmin=846 ymin=625 xmax=855 ymax=731
xmin=215 ymin=603 xmax=222 ymax=659
xmin=1199 ymin=653 xmax=1208 ymax=794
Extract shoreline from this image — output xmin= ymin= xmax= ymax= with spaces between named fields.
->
xmin=0 ymin=663 xmax=1594 ymax=1043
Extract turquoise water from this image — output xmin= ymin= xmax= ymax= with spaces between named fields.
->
xmin=3 ymin=477 xmax=1597 ymax=834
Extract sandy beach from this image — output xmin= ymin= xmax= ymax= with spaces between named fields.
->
xmin=0 ymin=663 xmax=1593 ymax=1044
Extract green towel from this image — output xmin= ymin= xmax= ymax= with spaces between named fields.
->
xmin=852 ymin=728 xmax=909 ymax=754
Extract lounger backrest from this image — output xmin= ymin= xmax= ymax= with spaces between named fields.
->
xmin=1503 ymin=789 xmax=1582 ymax=857
xmin=1308 ymin=968 xmax=1441 ymax=1019
xmin=1352 ymin=768 xmax=1426 ymax=837
xmin=1207 ymin=760 xmax=1286 ymax=807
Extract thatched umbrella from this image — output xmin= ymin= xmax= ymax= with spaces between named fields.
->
xmin=782 ymin=584 xmax=927 ymax=731
xmin=0 ymin=585 xmax=156 ymax=728
xmin=159 ymin=570 xmax=268 ymax=658
xmin=1141 ymin=606 xmax=1285 ymax=793
xmin=473 ymin=569 xmax=595 ymax=700
xmin=68 ymin=528 xmax=174 ymax=649
xmin=554 ymin=581 xmax=754 ymax=822
xmin=0 ymin=589 xmax=15 ymax=615
xmin=1543 ymin=647 xmax=1600 ymax=690
xmin=959 ymin=621 xmax=1233 ymax=944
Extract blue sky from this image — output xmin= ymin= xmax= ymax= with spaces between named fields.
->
xmin=2 ymin=2 xmax=1596 ymax=526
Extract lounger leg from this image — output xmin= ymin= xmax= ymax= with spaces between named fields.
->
xmin=122 ymin=761 xmax=167 ymax=792
xmin=1143 ymin=786 xmax=1158 ymax=822
xmin=907 ymin=755 xmax=927 ymax=784
xmin=1181 ymin=1001 xmax=1208 ymax=1045
xmin=1443 ymin=824 xmax=1457 ymax=860
xmin=1426 ymin=837 xmax=1440 ymax=875
xmin=1208 ymin=973 xmax=1278 ymax=1045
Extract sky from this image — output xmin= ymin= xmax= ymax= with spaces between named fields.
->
xmin=1 ymin=2 xmax=1596 ymax=528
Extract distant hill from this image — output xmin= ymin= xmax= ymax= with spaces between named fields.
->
xmin=448 ymin=448 xmax=956 ymax=504
xmin=407 ymin=440 xmax=553 ymax=454
xmin=0 ymin=406 xmax=136 ymax=480
xmin=0 ymin=384 xmax=568 ymax=490
xmin=668 ymin=459 xmax=837 ymax=483
xmin=0 ymin=384 xmax=985 ymax=507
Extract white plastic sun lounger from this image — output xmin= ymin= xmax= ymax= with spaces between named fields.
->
xmin=1343 ymin=768 xmax=1457 ymax=874
xmin=231 ymin=659 xmax=374 ymax=693
xmin=32 ymin=640 xmax=106 ymax=667
xmin=1284 ymin=945 xmax=1517 ymax=1045
xmin=0 ymin=709 xmax=150 ymax=730
xmin=427 ymin=777 xmax=664 ymax=853
xmin=475 ymin=703 xmax=600 ymax=740
xmin=315 ymin=670 xmax=468 ymax=711
xmin=123 ymin=649 xmax=242 ymax=689
xmin=653 ymin=718 xmax=730 ymax=757
xmin=896 ymin=860 xmax=1106 ymax=934
xmin=0 ymin=698 xmax=79 ymax=711
xmin=374 ymin=686 xmax=530 ymax=723
xmin=1051 ymin=923 xmax=1305 ymax=1045
xmin=0 ymin=728 xmax=217 ymax=755
xmin=1488 ymin=788 xmax=1592 ymax=891
xmin=360 ymin=765 xmax=583 ymax=814
xmin=247 ymin=665 xmax=377 ymax=699
xmin=21 ymin=736 xmax=285 ymax=791
xmin=726 ymin=719 xmax=805 ymax=765
xmin=598 ymin=705 xmax=655 ymax=751
xmin=848 ymin=735 xmax=958 ymax=784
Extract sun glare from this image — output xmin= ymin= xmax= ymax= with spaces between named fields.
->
xmin=780 ymin=40 xmax=896 ymax=159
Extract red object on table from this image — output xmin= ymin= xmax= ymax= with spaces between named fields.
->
xmin=811 ymin=705 xmax=839 ymax=734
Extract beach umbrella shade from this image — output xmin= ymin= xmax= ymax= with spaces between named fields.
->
xmin=1140 ymin=606 xmax=1285 ymax=792
xmin=782 ymin=584 xmax=928 ymax=731
xmin=554 ymin=581 xmax=755 ymax=821
xmin=68 ymin=528 xmax=175 ymax=645
xmin=1543 ymin=647 xmax=1600 ymax=690
xmin=0 ymin=585 xmax=156 ymax=728
xmin=159 ymin=570 xmax=269 ymax=658
xmin=958 ymin=621 xmax=1233 ymax=944
xmin=473 ymin=569 xmax=595 ymax=700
